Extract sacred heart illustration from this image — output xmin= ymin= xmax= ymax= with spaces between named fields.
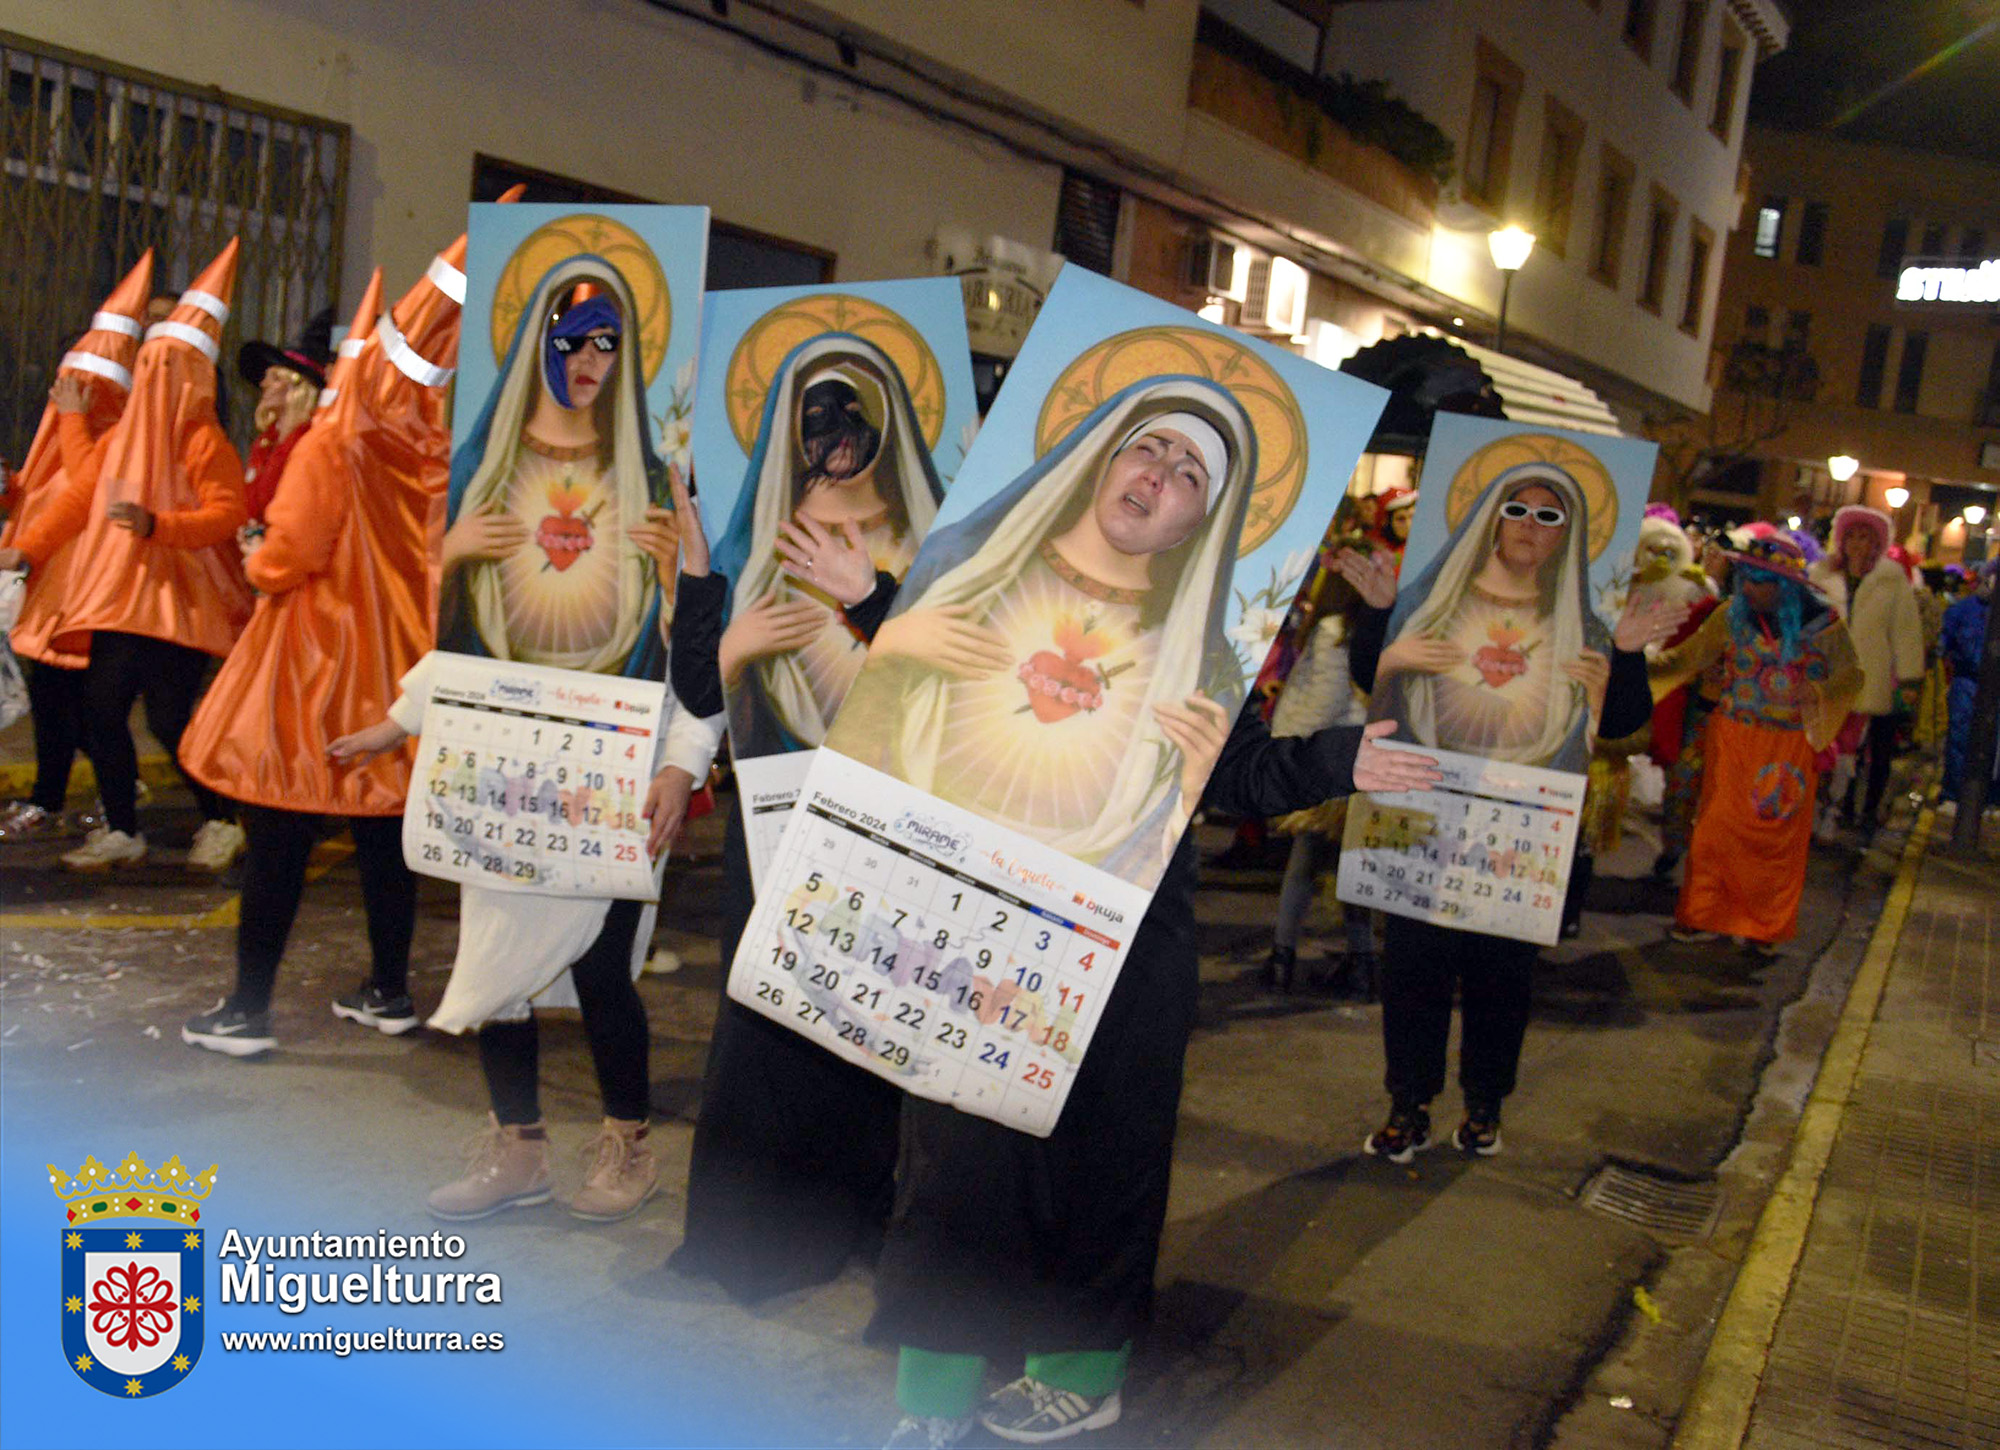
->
xmin=536 ymin=483 xmax=597 ymax=572
xmin=1017 ymin=615 xmax=1111 ymax=723
xmin=1472 ymin=621 xmax=1531 ymax=689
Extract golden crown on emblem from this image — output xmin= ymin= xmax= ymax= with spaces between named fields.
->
xmin=49 ymin=1153 xmax=218 ymax=1226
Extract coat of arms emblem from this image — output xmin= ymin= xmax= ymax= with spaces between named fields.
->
xmin=51 ymin=1151 xmax=216 ymax=1398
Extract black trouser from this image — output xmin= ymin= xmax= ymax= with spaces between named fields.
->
xmin=1846 ymin=712 xmax=1901 ymax=823
xmin=229 ymin=805 xmax=416 ymax=1015
xmin=25 ymin=661 xmax=87 ymax=811
xmin=80 ymin=630 xmax=225 ymax=832
xmin=478 ymin=899 xmax=648 ymax=1125
xmin=1380 ymin=914 xmax=1537 ymax=1111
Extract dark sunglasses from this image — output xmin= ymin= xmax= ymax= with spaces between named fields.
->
xmin=550 ymin=331 xmax=620 ymax=356
xmin=1499 ymin=500 xmax=1567 ymax=527
xmin=1737 ymin=538 xmax=1798 ymax=567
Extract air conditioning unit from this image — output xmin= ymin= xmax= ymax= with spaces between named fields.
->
xmin=1184 ymin=235 xmax=1250 ymax=300
xmin=1241 ymin=256 xmax=1311 ymax=336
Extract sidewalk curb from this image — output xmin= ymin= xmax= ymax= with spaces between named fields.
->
xmin=1668 ymin=809 xmax=1934 ymax=1450
xmin=0 ymin=753 xmax=179 ymax=800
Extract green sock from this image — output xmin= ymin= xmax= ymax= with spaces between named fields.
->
xmin=896 ymin=1346 xmax=986 ymax=1420
xmin=1024 ymin=1342 xmax=1131 ymax=1399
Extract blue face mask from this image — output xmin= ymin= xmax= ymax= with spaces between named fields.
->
xmin=543 ymin=295 xmax=622 ymax=408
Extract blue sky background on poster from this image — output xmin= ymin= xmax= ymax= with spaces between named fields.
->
xmin=689 ymin=277 xmax=979 ymax=529
xmin=456 ymin=203 xmax=711 ymax=471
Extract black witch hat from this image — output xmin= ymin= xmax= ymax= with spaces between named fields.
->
xmin=237 ymin=306 xmax=336 ymax=389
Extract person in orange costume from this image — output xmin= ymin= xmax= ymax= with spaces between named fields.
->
xmin=0 ymin=240 xmax=251 ymax=871
xmin=1656 ymin=535 xmax=1861 ymax=954
xmin=177 ymin=244 xmax=465 ymax=1052
xmin=0 ymin=251 xmax=154 ymax=841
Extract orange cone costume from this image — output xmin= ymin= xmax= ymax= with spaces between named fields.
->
xmin=312 ymin=268 xmax=384 ymax=416
xmin=180 ymin=239 xmax=468 ymax=816
xmin=22 ymin=240 xmax=252 ymax=660
xmin=6 ymin=251 xmax=155 ymax=669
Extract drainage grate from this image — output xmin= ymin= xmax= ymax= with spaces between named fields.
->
xmin=1578 ymin=1163 xmax=1723 ymax=1241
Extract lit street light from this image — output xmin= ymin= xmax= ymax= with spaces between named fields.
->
xmin=1827 ymin=454 xmax=1859 ymax=482
xmin=1488 ymin=226 xmax=1535 ymax=355
xmin=1966 ymin=504 xmax=1989 ymax=527
xmin=1884 ymin=484 xmax=1910 ymax=509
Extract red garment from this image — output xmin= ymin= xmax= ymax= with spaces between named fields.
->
xmin=1646 ymin=594 xmax=1719 ymax=768
xmin=243 ymin=421 xmax=310 ymax=521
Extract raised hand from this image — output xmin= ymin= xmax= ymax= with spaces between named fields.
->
xmin=777 ymin=514 xmax=875 ymax=607
xmin=1351 ymin=720 xmax=1444 ymax=793
xmin=1332 ymin=546 xmax=1397 ymax=609
xmin=50 ymin=375 xmax=94 ymax=416
xmin=1613 ymin=593 xmax=1690 ymax=652
xmin=664 ymin=463 xmax=709 ymax=577
xmin=870 ymin=604 xmax=1013 ymax=681
xmin=626 ymin=504 xmax=680 ymax=578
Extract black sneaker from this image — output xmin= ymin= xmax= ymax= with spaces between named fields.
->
xmin=1363 ymin=1104 xmax=1432 ymax=1164
xmin=1262 ymin=944 xmax=1296 ymax=993
xmin=332 ymin=986 xmax=420 ymax=1036
xmin=1452 ymin=1107 xmax=1503 ymax=1156
xmin=182 ymin=1000 xmax=276 ymax=1057
xmin=979 ymin=1377 xmax=1122 ymax=1443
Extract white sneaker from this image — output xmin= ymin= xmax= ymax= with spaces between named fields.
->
xmin=61 ymin=828 xmax=148 ymax=870
xmin=186 ymin=819 xmax=247 ymax=872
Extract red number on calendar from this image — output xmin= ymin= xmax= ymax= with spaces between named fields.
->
xmin=1021 ymin=1065 xmax=1054 ymax=1090
xmin=1075 ymin=951 xmax=1096 ymax=971
xmin=614 ymin=843 xmax=638 ymax=862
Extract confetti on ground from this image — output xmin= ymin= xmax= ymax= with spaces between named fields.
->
xmin=1632 ymin=1286 xmax=1662 ymax=1324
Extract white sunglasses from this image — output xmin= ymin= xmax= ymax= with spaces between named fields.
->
xmin=1499 ymin=500 xmax=1567 ymax=527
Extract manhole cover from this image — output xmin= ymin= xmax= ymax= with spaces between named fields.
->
xmin=1578 ymin=1163 xmax=1722 ymax=1240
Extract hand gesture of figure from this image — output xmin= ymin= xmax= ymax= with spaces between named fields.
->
xmin=870 ymin=604 xmax=1013 ymax=681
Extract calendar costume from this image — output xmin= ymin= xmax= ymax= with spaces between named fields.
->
xmin=1655 ymin=537 xmax=1861 ymax=945
xmin=177 ymin=251 xmax=460 ymax=1051
xmin=0 ymin=251 xmax=152 ymax=832
xmin=1359 ymin=465 xmax=1652 ymax=1161
xmin=13 ymin=241 xmax=251 ymax=853
xmin=669 ymin=337 xmax=942 ymax=1303
xmin=827 ymin=378 xmax=1256 ymax=892
xmin=714 ymin=333 xmax=944 ymax=758
xmin=396 ymin=248 xmax=723 ymax=1223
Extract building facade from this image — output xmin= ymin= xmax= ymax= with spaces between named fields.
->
xmin=1696 ymin=125 xmax=2000 ymax=561
xmin=3 ymin=0 xmax=1786 ymax=461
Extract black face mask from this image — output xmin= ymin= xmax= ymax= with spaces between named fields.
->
xmin=798 ymin=378 xmax=882 ymax=486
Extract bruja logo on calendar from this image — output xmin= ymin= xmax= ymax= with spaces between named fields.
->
xmin=51 ymin=1151 xmax=216 ymax=1398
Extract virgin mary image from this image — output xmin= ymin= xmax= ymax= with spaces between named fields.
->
xmin=1371 ymin=461 xmax=1613 ymax=774
xmin=711 ymin=332 xmax=944 ymax=757
xmin=438 ymin=252 xmax=674 ymax=679
xmin=826 ymin=375 xmax=1257 ymax=890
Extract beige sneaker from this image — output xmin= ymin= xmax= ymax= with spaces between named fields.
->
xmin=568 ymin=1118 xmax=657 ymax=1222
xmin=187 ymin=819 xmax=247 ymax=872
xmin=425 ymin=1115 xmax=552 ymax=1221
xmin=61 ymin=827 xmax=148 ymax=870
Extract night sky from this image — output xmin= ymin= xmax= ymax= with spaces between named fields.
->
xmin=1749 ymin=0 xmax=2000 ymax=164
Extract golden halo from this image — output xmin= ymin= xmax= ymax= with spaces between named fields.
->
xmin=725 ymin=294 xmax=946 ymax=455
xmin=1034 ymin=326 xmax=1308 ymax=554
xmin=1442 ymin=433 xmax=1620 ymax=561
xmin=489 ymin=214 xmax=671 ymax=384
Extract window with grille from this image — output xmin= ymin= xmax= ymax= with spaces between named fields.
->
xmin=1 ymin=32 xmax=349 ymax=457
xmin=1053 ymin=169 xmax=1123 ymax=276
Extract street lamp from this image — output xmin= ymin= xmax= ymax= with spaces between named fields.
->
xmin=1884 ymin=484 xmax=1910 ymax=509
xmin=1965 ymin=504 xmax=1989 ymax=527
xmin=1827 ymin=454 xmax=1859 ymax=483
xmin=1488 ymin=226 xmax=1536 ymax=355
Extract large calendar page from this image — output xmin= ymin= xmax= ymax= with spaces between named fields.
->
xmin=1336 ymin=742 xmax=1583 ymax=946
xmin=403 ymin=653 xmax=666 ymax=899
xmin=733 ymin=749 xmax=1144 ymax=1136
xmin=727 ymin=268 xmax=1390 ymax=1135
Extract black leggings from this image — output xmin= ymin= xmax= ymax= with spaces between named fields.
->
xmin=1380 ymin=915 xmax=1537 ymax=1111
xmin=229 ymin=805 xmax=416 ymax=1015
xmin=81 ymin=630 xmax=225 ymax=832
xmin=1848 ymin=712 xmax=1901 ymax=822
xmin=478 ymin=899 xmax=648 ymax=1125
xmin=25 ymin=661 xmax=88 ymax=812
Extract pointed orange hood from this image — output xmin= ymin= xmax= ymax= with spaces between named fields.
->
xmin=46 ymin=237 xmax=252 ymax=657
xmin=316 ymin=268 xmax=383 ymax=413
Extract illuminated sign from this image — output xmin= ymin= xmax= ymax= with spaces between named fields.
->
xmin=1897 ymin=259 xmax=2000 ymax=305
